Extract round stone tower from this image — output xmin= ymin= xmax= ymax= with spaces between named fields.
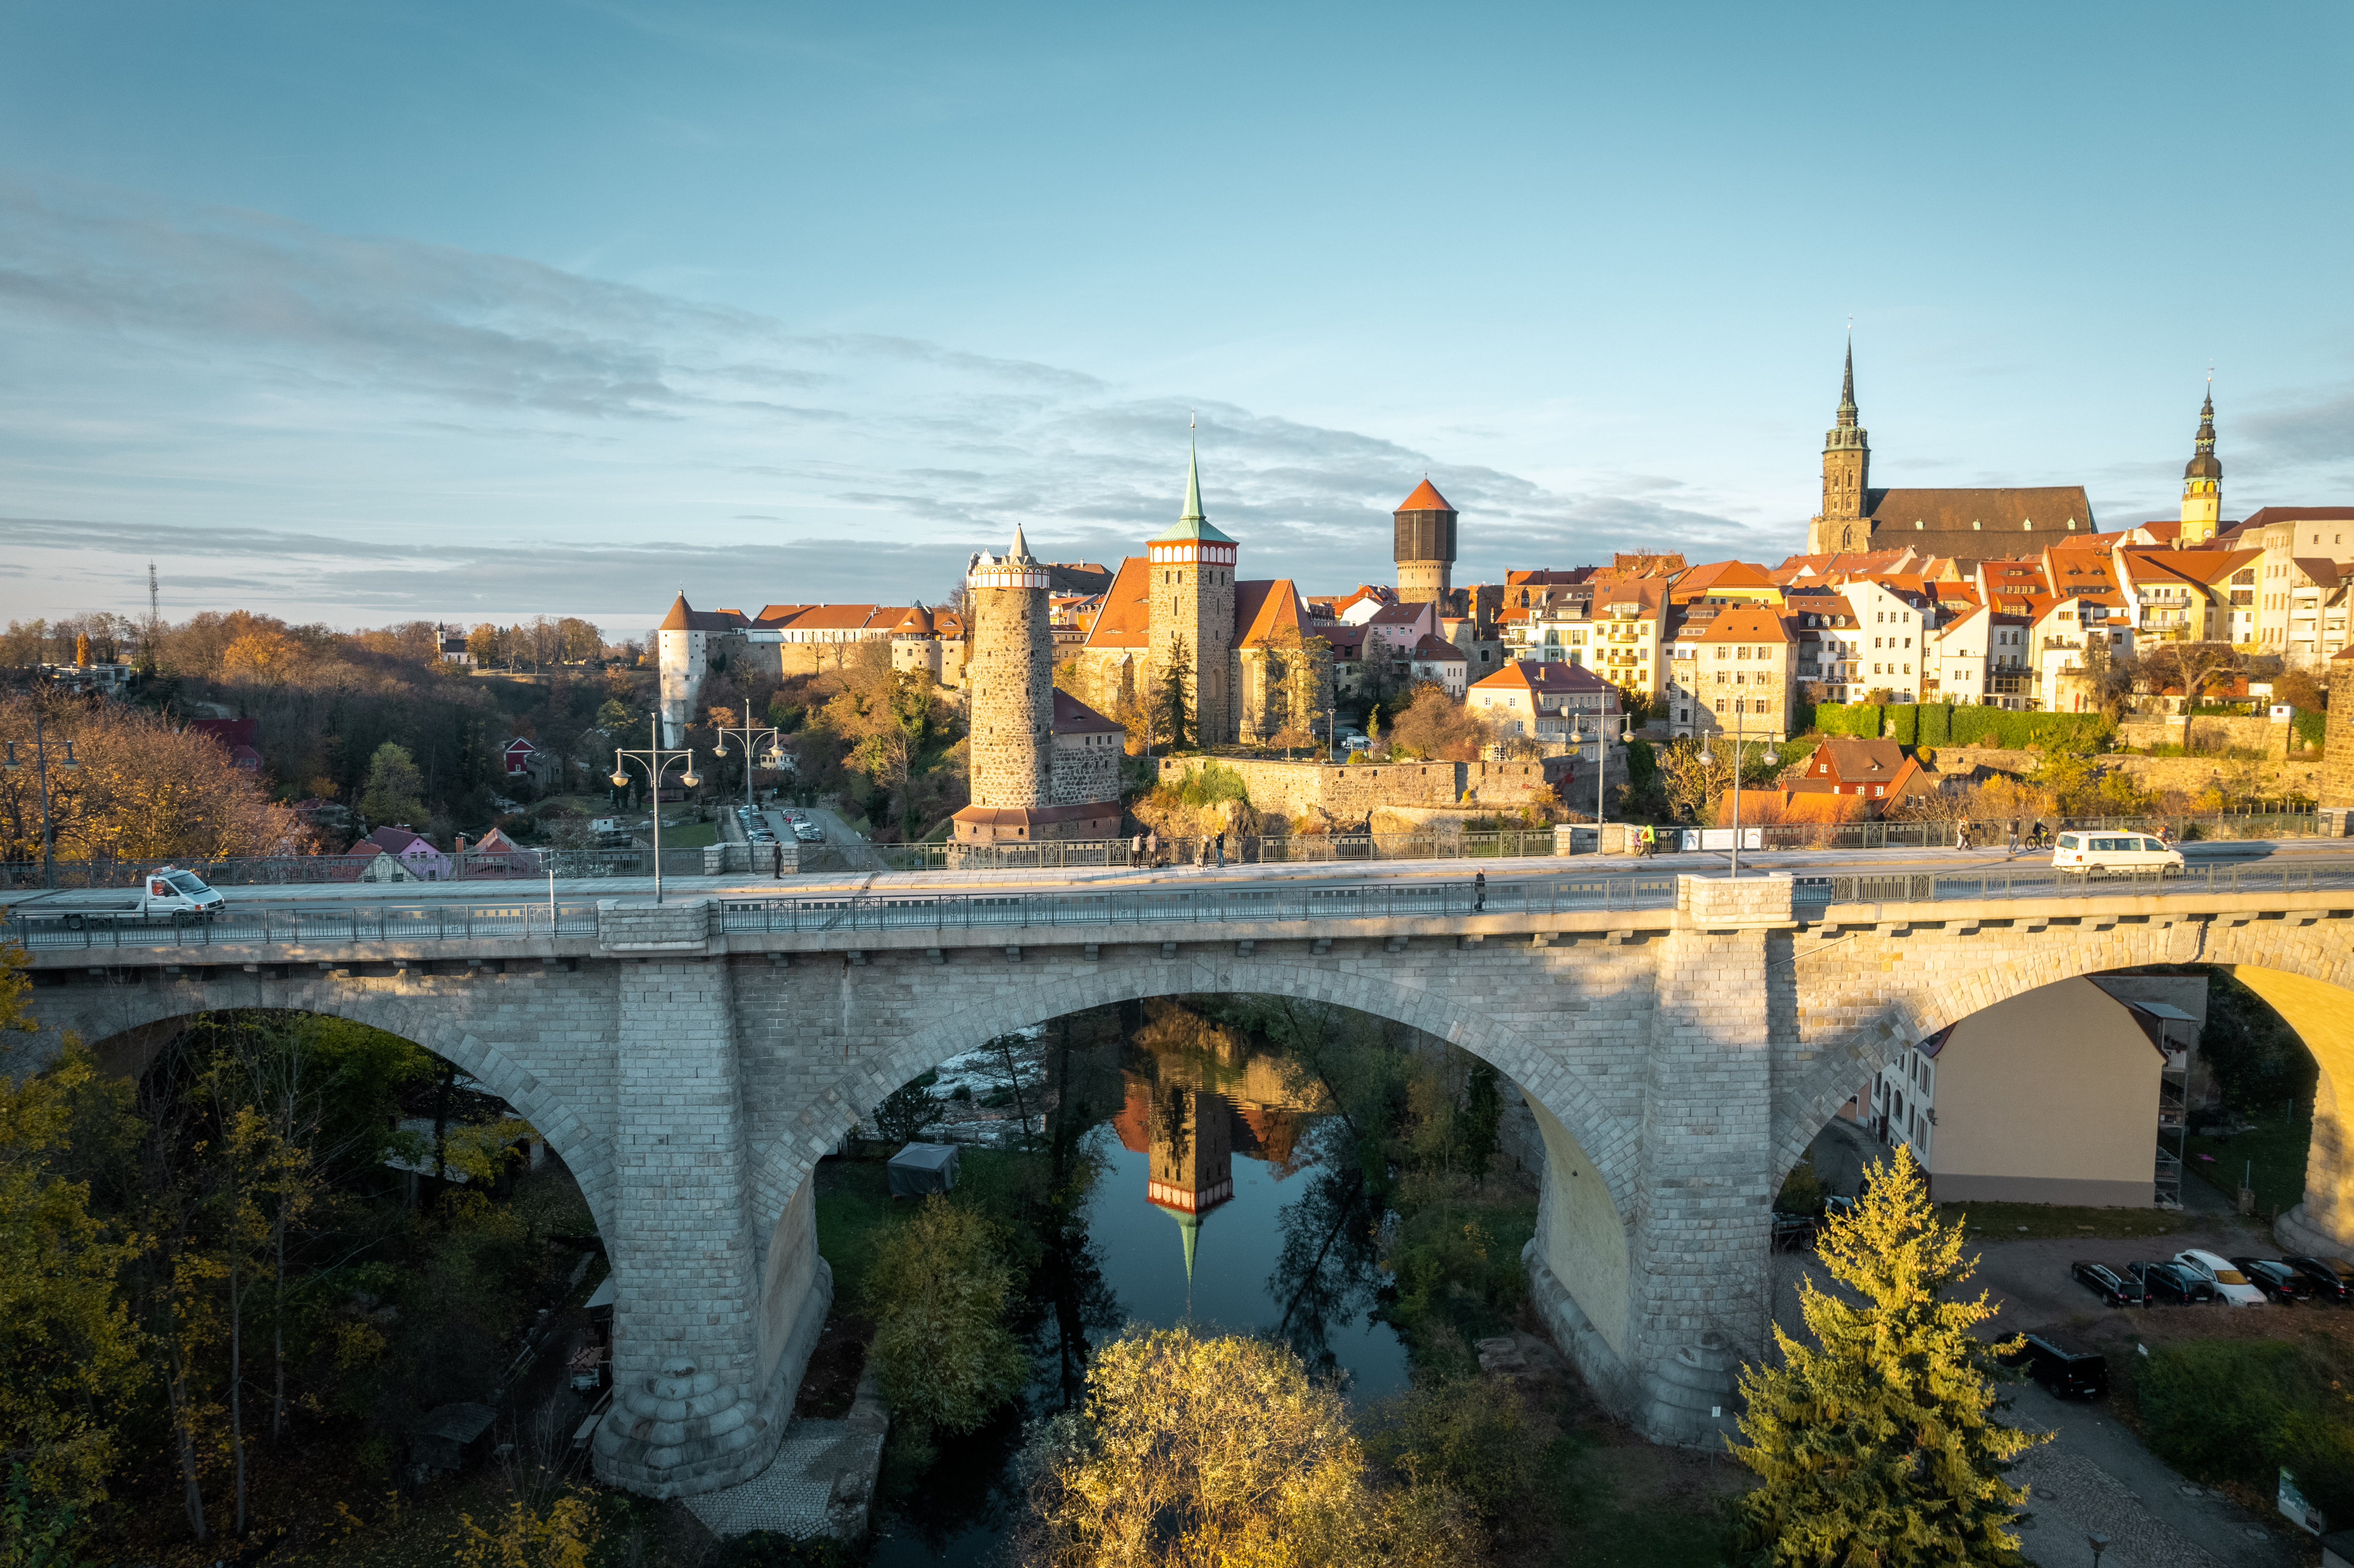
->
xmin=1394 ymin=477 xmax=1458 ymax=604
xmin=965 ymin=525 xmax=1053 ymax=809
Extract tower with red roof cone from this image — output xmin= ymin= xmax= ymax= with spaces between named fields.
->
xmin=1394 ymin=476 xmax=1458 ymax=605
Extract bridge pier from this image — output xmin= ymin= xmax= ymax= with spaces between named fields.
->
xmin=591 ymin=903 xmax=825 ymax=1497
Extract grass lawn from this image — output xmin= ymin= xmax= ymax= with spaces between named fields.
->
xmin=655 ymin=820 xmax=717 ymax=848
xmin=813 ymin=1147 xmax=1037 ymax=1309
xmin=1939 ymin=1201 xmax=2189 ymax=1240
xmin=2185 ymin=1110 xmax=2312 ymax=1214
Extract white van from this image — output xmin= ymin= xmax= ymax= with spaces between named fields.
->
xmin=2052 ymin=831 xmax=2186 ymax=877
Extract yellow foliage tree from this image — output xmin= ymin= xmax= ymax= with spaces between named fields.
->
xmin=0 ymin=697 xmax=302 ymax=864
xmin=1017 ymin=1324 xmax=1481 ymax=1568
xmin=452 ymin=1487 xmax=605 ymax=1568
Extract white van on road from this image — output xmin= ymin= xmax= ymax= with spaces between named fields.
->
xmin=2052 ymin=831 xmax=2185 ymax=877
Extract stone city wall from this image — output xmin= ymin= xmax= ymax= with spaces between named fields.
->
xmin=1156 ymin=755 xmax=1581 ymax=821
xmin=2118 ymin=716 xmax=2292 ymax=754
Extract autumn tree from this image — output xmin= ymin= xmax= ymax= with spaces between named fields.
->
xmin=1387 ymin=684 xmax=1491 ymax=762
xmin=0 ymin=696 xmax=303 ymax=865
xmin=1728 ymin=1144 xmax=2040 ymax=1566
xmin=2136 ymin=640 xmax=2245 ymax=750
xmin=1017 ymin=1324 xmax=1482 ymax=1568
xmin=220 ymin=628 xmax=302 ymax=690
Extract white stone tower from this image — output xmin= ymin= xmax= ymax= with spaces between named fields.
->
xmin=963 ymin=525 xmax=1054 ymax=810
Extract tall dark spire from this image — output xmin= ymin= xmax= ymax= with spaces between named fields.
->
xmin=2185 ymin=382 xmax=2220 ymax=481
xmin=1838 ymin=336 xmax=1857 ymax=423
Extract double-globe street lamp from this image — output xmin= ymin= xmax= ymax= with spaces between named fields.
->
xmin=3 ymin=706 xmax=82 ymax=887
xmin=711 ymin=701 xmax=788 ymax=819
xmin=1697 ymin=705 xmax=1782 ymax=880
xmin=1566 ymin=705 xmax=1635 ymax=846
xmin=610 ymin=714 xmax=700 ymax=905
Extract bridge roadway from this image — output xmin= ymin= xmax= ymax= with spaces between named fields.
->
xmin=14 ymin=845 xmax=2354 ymax=1496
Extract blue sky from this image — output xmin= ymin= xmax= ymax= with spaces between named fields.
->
xmin=2 ymin=2 xmax=2348 ymax=633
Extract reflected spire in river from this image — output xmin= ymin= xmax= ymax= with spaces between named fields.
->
xmin=1115 ymin=1001 xmax=1327 ymax=1291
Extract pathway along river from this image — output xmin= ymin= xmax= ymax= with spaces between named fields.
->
xmin=862 ymin=997 xmax=1440 ymax=1566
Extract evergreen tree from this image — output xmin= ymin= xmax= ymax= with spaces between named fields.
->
xmin=1156 ymin=634 xmax=1193 ymax=752
xmin=1728 ymin=1143 xmax=2041 ymax=1566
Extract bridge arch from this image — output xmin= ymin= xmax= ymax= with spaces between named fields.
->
xmin=744 ymin=954 xmax=1640 ymax=1360
xmin=29 ymin=974 xmax=620 ymax=1244
xmin=1774 ymin=917 xmax=2354 ymax=1247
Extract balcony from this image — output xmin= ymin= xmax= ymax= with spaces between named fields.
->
xmin=1987 ymin=672 xmax=2032 ymax=696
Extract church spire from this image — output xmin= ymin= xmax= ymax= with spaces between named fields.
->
xmin=1838 ymin=335 xmax=1858 ymax=424
xmin=2180 ymin=378 xmax=2222 ymax=543
xmin=1809 ymin=335 xmax=1872 ymax=554
xmin=1181 ymin=435 xmax=1206 ymax=526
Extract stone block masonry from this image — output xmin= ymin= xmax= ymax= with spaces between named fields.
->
xmin=1157 ymin=755 xmax=1572 ymax=820
xmin=25 ymin=877 xmax=2354 ymax=1481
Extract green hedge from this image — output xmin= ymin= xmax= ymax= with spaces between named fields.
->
xmin=1806 ymin=703 xmax=2113 ymax=751
xmin=1812 ymin=703 xmax=1883 ymax=738
xmin=2139 ymin=1339 xmax=2354 ymax=1521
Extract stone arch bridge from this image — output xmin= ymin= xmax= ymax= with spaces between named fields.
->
xmin=15 ymin=873 xmax=2354 ymax=1495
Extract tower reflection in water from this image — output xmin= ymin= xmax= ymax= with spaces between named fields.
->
xmin=1111 ymin=1001 xmax=1323 ymax=1285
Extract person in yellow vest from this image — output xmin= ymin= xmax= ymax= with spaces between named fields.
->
xmin=1639 ymin=824 xmax=1657 ymax=858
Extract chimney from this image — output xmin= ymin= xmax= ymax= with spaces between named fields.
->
xmin=455 ymin=834 xmax=470 ymax=855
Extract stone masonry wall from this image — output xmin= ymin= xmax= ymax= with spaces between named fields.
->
xmin=2118 ymin=716 xmax=2293 ymax=754
xmin=1155 ymin=756 xmax=1569 ymax=821
xmin=967 ymin=583 xmax=1052 ymax=808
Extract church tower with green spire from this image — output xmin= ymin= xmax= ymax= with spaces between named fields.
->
xmin=1148 ymin=436 xmax=1239 ymax=747
xmin=1145 ymin=1081 xmax=1234 ymax=1284
xmin=1807 ymin=338 xmax=1873 ymax=555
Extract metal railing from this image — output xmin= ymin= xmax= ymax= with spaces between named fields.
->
xmin=0 ymin=846 xmax=715 ymax=892
xmin=0 ymin=810 xmax=2328 ymax=889
xmin=6 ymin=858 xmax=2351 ymax=954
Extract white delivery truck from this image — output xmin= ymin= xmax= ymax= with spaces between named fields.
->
xmin=19 ymin=868 xmax=229 ymax=929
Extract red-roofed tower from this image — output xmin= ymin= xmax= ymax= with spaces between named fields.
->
xmin=1394 ymin=477 xmax=1458 ymax=605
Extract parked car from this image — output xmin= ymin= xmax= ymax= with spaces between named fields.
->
xmin=794 ymin=823 xmax=825 ymax=843
xmin=2127 ymin=1260 xmax=2212 ymax=1304
xmin=2285 ymin=1255 xmax=2354 ymax=1302
xmin=2000 ymin=1333 xmax=2109 ymax=1398
xmin=2070 ymin=1261 xmax=2145 ymax=1307
xmin=2231 ymin=1257 xmax=2310 ymax=1304
xmin=2052 ymin=831 xmax=2184 ymax=877
xmin=2173 ymin=1249 xmax=2269 ymax=1306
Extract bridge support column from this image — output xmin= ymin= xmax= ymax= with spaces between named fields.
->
xmin=1624 ymin=877 xmax=1790 ymax=1446
xmin=593 ymin=905 xmax=800 ymax=1496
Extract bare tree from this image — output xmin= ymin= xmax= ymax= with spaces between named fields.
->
xmin=2136 ymin=641 xmax=2243 ymax=752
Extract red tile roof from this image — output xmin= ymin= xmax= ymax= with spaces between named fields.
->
xmin=1397 ymin=478 xmax=1456 ymax=513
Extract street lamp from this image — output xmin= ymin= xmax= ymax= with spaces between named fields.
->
xmin=1567 ymin=703 xmax=1637 ymax=846
xmin=711 ymin=700 xmax=788 ymax=821
xmin=610 ymin=714 xmax=700 ymax=904
xmin=1694 ymin=703 xmax=1780 ymax=880
xmin=3 ymin=707 xmax=83 ymax=888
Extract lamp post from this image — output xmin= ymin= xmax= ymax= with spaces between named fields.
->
xmin=610 ymin=714 xmax=700 ymax=904
xmin=1695 ymin=703 xmax=1781 ymax=880
xmin=3 ymin=706 xmax=82 ymax=887
xmin=710 ymin=701 xmax=787 ymax=822
xmin=1567 ymin=700 xmax=1636 ymax=843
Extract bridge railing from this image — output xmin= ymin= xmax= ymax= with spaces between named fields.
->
xmin=715 ymin=874 xmax=1686 ymax=933
xmin=4 ymin=861 xmax=2348 ymax=954
xmin=0 ymin=847 xmax=707 ymax=892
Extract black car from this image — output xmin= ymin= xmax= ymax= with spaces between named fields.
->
xmin=2001 ymin=1333 xmax=2109 ymax=1398
xmin=2070 ymin=1261 xmax=2146 ymax=1307
xmin=2287 ymin=1255 xmax=2354 ymax=1303
xmin=2127 ymin=1260 xmax=2213 ymax=1304
xmin=2232 ymin=1257 xmax=2310 ymax=1304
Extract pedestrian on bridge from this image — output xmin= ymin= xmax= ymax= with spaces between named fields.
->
xmin=2006 ymin=819 xmax=2021 ymax=857
xmin=1474 ymin=870 xmax=1487 ymax=912
xmin=1215 ymin=832 xmax=1226 ymax=868
xmin=1146 ymin=830 xmax=1159 ymax=866
xmin=1130 ymin=832 xmax=1143 ymax=867
xmin=1955 ymin=821 xmax=1971 ymax=852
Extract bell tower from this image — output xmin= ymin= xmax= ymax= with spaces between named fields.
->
xmin=2180 ymin=384 xmax=2222 ymax=544
xmin=1147 ymin=436 xmax=1238 ymax=747
xmin=1807 ymin=339 xmax=1872 ymax=555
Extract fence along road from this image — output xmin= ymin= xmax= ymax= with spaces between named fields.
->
xmin=10 ymin=858 xmax=2354 ymax=953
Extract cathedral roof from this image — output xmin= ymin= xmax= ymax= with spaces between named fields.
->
xmin=1395 ymin=478 xmax=1456 ymax=514
xmin=1051 ymin=689 xmax=1124 ymax=735
xmin=1860 ymin=486 xmax=2096 ymax=562
xmin=1080 ymin=558 xmax=1153 ymax=648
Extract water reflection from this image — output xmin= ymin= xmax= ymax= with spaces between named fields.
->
xmin=870 ymin=999 xmax=1409 ymax=1565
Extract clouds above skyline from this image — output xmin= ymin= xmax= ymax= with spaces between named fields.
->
xmin=1 ymin=165 xmax=2348 ymax=637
